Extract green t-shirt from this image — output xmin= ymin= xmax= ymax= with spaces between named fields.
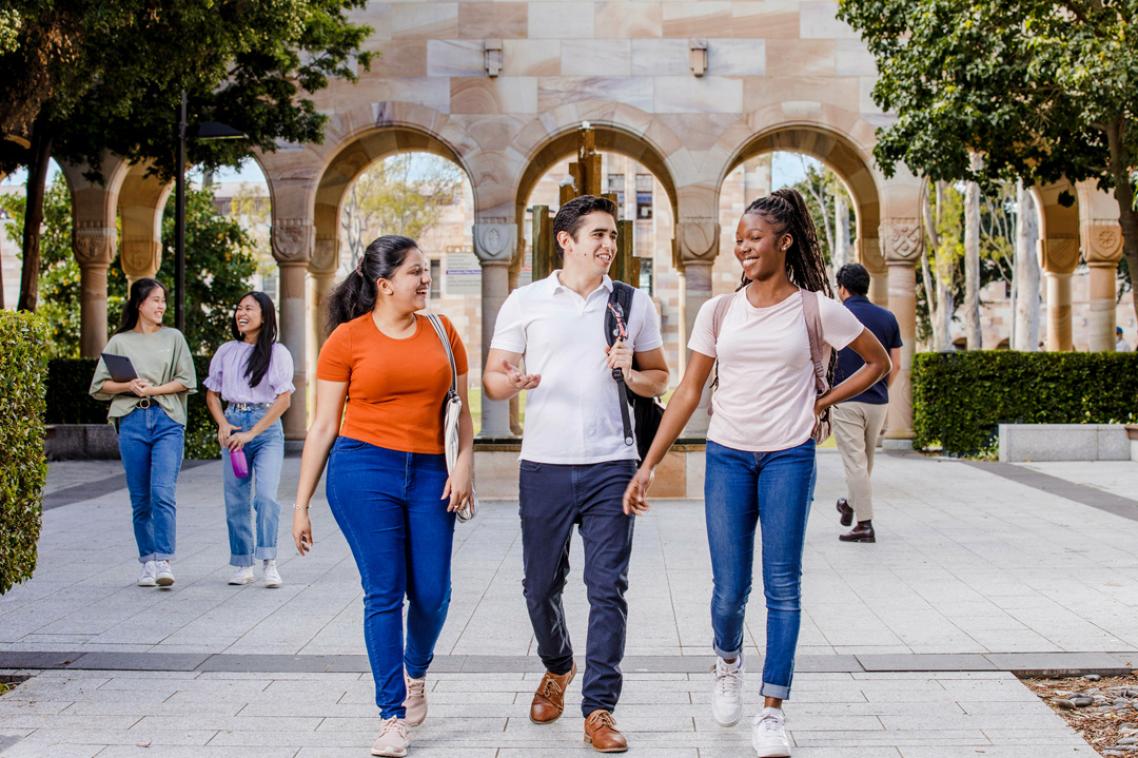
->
xmin=89 ymin=327 xmax=197 ymax=426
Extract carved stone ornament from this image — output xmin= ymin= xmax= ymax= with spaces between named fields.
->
xmin=881 ymin=219 xmax=922 ymax=263
xmin=472 ymin=223 xmax=516 ymax=263
xmin=73 ymin=227 xmax=116 ymax=266
xmin=1083 ymin=223 xmax=1124 ymax=265
xmin=272 ymin=218 xmax=314 ymax=263
xmin=1040 ymin=236 xmax=1080 ymax=273
xmin=121 ymin=239 xmax=160 ymax=277
xmin=311 ymin=237 xmax=338 ymax=274
xmin=675 ymin=219 xmax=720 ymax=264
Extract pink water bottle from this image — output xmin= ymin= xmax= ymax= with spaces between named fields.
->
xmin=230 ymin=448 xmax=250 ymax=479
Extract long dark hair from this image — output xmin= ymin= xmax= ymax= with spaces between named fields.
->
xmin=117 ymin=277 xmax=167 ymax=334
xmin=327 ymin=235 xmax=419 ymax=331
xmin=740 ymin=187 xmax=833 ymax=297
xmin=230 ymin=291 xmax=278 ymax=388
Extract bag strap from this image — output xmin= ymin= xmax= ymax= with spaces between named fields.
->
xmin=605 ymin=284 xmax=635 ymax=448
xmin=799 ymin=289 xmax=831 ymax=394
xmin=425 ymin=314 xmax=458 ymax=398
xmin=708 ymin=293 xmax=734 ymax=410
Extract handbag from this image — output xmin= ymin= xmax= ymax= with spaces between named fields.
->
xmin=425 ymin=314 xmax=477 ymax=522
xmin=604 ymin=282 xmax=666 ymax=461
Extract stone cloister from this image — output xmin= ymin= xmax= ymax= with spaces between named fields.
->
xmin=13 ymin=1 xmax=1129 ymax=444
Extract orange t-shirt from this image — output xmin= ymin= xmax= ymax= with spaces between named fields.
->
xmin=316 ymin=313 xmax=469 ymax=454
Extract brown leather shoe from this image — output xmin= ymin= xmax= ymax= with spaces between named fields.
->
xmin=836 ymin=497 xmax=854 ymax=527
xmin=529 ymin=663 xmax=575 ymax=723
xmin=840 ymin=521 xmax=876 ymax=543
xmin=584 ymin=709 xmax=628 ymax=753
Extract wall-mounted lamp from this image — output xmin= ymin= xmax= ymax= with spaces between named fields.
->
xmin=484 ymin=39 xmax=503 ymax=78
xmin=689 ymin=39 xmax=708 ymax=77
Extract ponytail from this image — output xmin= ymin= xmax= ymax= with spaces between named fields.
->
xmin=740 ymin=188 xmax=832 ymax=297
xmin=327 ymin=235 xmax=419 ymax=331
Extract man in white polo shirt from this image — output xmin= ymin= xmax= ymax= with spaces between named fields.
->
xmin=484 ymin=195 xmax=668 ymax=753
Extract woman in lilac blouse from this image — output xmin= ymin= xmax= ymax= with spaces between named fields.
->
xmin=204 ymin=292 xmax=295 ymax=587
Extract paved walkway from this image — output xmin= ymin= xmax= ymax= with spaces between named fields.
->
xmin=2 ymin=450 xmax=1136 ymax=756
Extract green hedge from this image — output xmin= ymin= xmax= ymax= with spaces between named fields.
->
xmin=912 ymin=351 xmax=1138 ymax=456
xmin=48 ymin=356 xmax=219 ymax=460
xmin=0 ymin=312 xmax=48 ymax=594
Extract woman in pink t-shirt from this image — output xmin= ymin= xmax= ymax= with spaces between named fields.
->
xmin=623 ymin=189 xmax=891 ymax=758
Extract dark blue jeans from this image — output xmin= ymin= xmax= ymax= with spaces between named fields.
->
xmin=519 ymin=459 xmax=636 ymax=717
xmin=704 ymin=439 xmax=817 ymax=700
xmin=117 ymin=405 xmax=185 ymax=562
xmin=326 ymin=437 xmax=455 ymax=719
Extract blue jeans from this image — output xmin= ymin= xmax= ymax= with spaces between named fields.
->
xmin=118 ymin=405 xmax=185 ymax=562
xmin=222 ymin=406 xmax=284 ymax=567
xmin=704 ymin=439 xmax=817 ymax=700
xmin=326 ymin=437 xmax=456 ymax=719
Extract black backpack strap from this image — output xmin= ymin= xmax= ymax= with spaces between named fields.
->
xmin=606 ymin=283 xmax=635 ymax=448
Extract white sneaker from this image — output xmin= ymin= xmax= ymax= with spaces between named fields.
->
xmin=137 ymin=561 xmax=157 ymax=587
xmin=403 ymin=673 xmax=427 ymax=726
xmin=228 ymin=566 xmax=255 ymax=585
xmin=262 ymin=560 xmax=282 ymax=588
xmin=712 ymin=655 xmax=744 ymax=726
xmin=370 ymin=716 xmax=410 ymax=757
xmin=155 ymin=560 xmax=175 ymax=587
xmin=752 ymin=707 xmax=791 ymax=757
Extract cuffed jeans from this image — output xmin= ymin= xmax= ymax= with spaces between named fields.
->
xmin=326 ymin=437 xmax=455 ymax=720
xmin=832 ymin=401 xmax=888 ymax=522
xmin=221 ymin=406 xmax=284 ymax=566
xmin=704 ymin=439 xmax=816 ymax=700
xmin=519 ymin=459 xmax=637 ymax=717
xmin=117 ymin=405 xmax=184 ymax=563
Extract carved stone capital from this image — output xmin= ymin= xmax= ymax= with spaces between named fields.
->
xmin=472 ymin=223 xmax=516 ymax=264
xmin=120 ymin=238 xmax=161 ymax=278
xmin=1081 ymin=222 xmax=1124 ymax=266
xmin=271 ymin=218 xmax=314 ymax=264
xmin=856 ymin=237 xmax=885 ymax=273
xmin=879 ymin=219 xmax=922 ymax=264
xmin=1038 ymin=236 xmax=1080 ymax=274
xmin=310 ymin=236 xmax=339 ymax=275
xmin=674 ymin=219 xmax=720 ymax=267
xmin=73 ymin=223 xmax=116 ymax=267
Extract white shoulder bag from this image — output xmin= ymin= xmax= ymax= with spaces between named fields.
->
xmin=425 ymin=314 xmax=476 ymax=522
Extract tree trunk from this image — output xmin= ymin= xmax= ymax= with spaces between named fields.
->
xmin=833 ymin=194 xmax=849 ymax=271
xmin=920 ymin=182 xmax=948 ymax=351
xmin=1106 ymin=120 xmax=1138 ymax=327
xmin=17 ymin=125 xmax=52 ymax=312
xmin=1013 ymin=179 xmax=1041 ymax=351
xmin=963 ymin=157 xmax=982 ymax=349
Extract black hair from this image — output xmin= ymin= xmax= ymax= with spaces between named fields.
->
xmin=740 ymin=188 xmax=833 ymax=297
xmin=117 ymin=277 xmax=167 ymax=334
xmin=230 ymin=291 xmax=278 ymax=388
xmin=327 ymin=235 xmax=419 ymax=331
xmin=552 ymin=194 xmax=617 ymax=253
xmin=836 ymin=263 xmax=871 ymax=297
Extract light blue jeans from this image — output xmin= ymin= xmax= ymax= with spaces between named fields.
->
xmin=704 ymin=439 xmax=817 ymax=700
xmin=118 ymin=405 xmax=185 ymax=562
xmin=222 ymin=405 xmax=284 ymax=567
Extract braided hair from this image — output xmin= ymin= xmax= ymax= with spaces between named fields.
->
xmin=739 ymin=187 xmax=833 ymax=297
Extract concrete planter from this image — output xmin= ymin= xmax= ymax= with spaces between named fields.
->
xmin=45 ymin=424 xmax=119 ymax=460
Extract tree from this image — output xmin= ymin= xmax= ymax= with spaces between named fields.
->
xmin=920 ymin=182 xmax=964 ymax=351
xmin=837 ymin=0 xmax=1138 ymax=324
xmin=790 ymin=158 xmax=855 ymax=277
xmin=0 ymin=1 xmax=373 ymax=311
xmin=340 ymin=154 xmax=465 ymax=271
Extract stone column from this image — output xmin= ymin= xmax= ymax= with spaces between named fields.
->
xmin=1081 ymin=221 xmax=1124 ymax=352
xmin=272 ymin=217 xmax=315 ymax=441
xmin=308 ymin=233 xmax=339 ymax=359
xmin=857 ymin=236 xmax=888 ymax=305
xmin=74 ymin=224 xmax=117 ymax=357
xmin=879 ymin=218 xmax=922 ymax=443
xmin=473 ymin=222 xmax=516 ymax=438
xmin=1039 ymin=237 xmax=1079 ymax=351
xmin=675 ymin=218 xmax=720 ymax=436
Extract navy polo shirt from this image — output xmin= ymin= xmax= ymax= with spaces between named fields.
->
xmin=833 ymin=295 xmax=902 ymax=405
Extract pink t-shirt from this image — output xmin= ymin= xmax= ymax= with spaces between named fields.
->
xmin=688 ymin=288 xmax=864 ymax=452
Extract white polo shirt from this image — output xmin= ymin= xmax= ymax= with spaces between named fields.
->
xmin=491 ymin=272 xmax=663 ymax=464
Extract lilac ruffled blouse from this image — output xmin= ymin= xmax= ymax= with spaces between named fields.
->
xmin=204 ymin=341 xmax=295 ymax=404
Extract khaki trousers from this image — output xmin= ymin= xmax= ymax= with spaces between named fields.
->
xmin=831 ymin=401 xmax=889 ymax=522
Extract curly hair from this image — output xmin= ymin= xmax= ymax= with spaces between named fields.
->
xmin=740 ymin=187 xmax=832 ymax=297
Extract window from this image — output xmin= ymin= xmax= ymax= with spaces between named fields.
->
xmin=430 ymin=258 xmax=441 ymax=299
xmin=638 ymin=258 xmax=654 ymax=297
xmin=635 ymin=173 xmax=653 ymax=220
xmin=607 ymin=173 xmax=625 ymax=212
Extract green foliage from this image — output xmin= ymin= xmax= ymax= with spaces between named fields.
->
xmin=0 ymin=311 xmax=48 ymax=594
xmin=48 ymin=356 xmax=221 ymax=460
xmin=788 ymin=159 xmax=854 ymax=267
xmin=912 ymin=351 xmax=1138 ymax=456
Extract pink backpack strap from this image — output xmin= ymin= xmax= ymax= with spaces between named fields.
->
xmin=710 ymin=293 xmax=733 ymax=347
xmin=799 ymin=289 xmax=831 ymax=394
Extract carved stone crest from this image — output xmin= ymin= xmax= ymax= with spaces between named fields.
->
xmin=311 ymin=236 xmax=338 ymax=273
xmin=675 ymin=220 xmax=720 ymax=264
xmin=120 ymin=239 xmax=160 ymax=277
xmin=472 ymin=223 xmax=515 ymax=263
xmin=73 ymin=226 xmax=116 ymax=266
xmin=880 ymin=219 xmax=922 ymax=263
xmin=272 ymin=218 xmax=314 ymax=263
xmin=1083 ymin=223 xmax=1124 ymax=265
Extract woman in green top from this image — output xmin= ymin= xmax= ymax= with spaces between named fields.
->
xmin=90 ymin=278 xmax=196 ymax=588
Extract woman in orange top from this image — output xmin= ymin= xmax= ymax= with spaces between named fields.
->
xmin=291 ymin=235 xmax=473 ymax=758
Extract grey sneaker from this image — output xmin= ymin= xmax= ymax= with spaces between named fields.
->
xmin=262 ymin=560 xmax=282 ymax=588
xmin=137 ymin=561 xmax=157 ymax=587
xmin=370 ymin=716 xmax=409 ymax=757
xmin=712 ymin=655 xmax=744 ymax=726
xmin=403 ymin=673 xmax=427 ymax=726
xmin=752 ymin=707 xmax=791 ymax=757
xmin=155 ymin=560 xmax=175 ymax=587
xmin=228 ymin=566 xmax=255 ymax=585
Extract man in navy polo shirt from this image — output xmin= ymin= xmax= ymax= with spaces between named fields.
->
xmin=831 ymin=264 xmax=902 ymax=543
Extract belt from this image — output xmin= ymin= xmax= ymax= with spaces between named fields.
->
xmin=227 ymin=402 xmax=272 ymax=412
